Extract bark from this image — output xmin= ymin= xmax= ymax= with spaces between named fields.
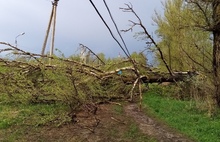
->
xmin=212 ymin=0 xmax=220 ymax=107
xmin=121 ymin=72 xmax=197 ymax=84
xmin=140 ymin=71 xmax=196 ymax=83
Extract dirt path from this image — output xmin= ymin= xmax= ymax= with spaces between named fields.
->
xmin=1 ymin=103 xmax=195 ymax=142
xmin=124 ymin=103 xmax=194 ymax=142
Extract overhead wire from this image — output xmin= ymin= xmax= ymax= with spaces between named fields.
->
xmin=88 ymin=0 xmax=130 ymax=58
xmin=88 ymin=0 xmax=143 ymax=106
xmin=102 ymin=0 xmax=131 ymax=57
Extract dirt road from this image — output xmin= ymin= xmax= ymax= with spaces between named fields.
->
xmin=125 ymin=103 xmax=194 ymax=142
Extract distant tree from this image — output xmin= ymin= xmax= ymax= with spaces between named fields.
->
xmin=96 ymin=53 xmax=106 ymax=64
xmin=130 ymin=52 xmax=148 ymax=66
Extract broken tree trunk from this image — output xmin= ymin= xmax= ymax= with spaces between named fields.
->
xmin=141 ymin=71 xmax=198 ymax=83
xmin=120 ymin=71 xmax=198 ymax=84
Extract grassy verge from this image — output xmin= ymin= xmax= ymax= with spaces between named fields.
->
xmin=0 ymin=94 xmax=155 ymax=141
xmin=143 ymin=90 xmax=220 ymax=142
xmin=0 ymin=94 xmax=70 ymax=141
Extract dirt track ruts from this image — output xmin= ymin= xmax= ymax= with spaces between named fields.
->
xmin=124 ymin=104 xmax=194 ymax=142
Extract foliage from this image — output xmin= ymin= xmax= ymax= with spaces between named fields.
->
xmin=149 ymin=73 xmax=217 ymax=115
xmin=153 ymin=0 xmax=212 ymax=72
xmin=143 ymin=90 xmax=220 ymax=142
xmin=151 ymin=0 xmax=220 ymax=112
xmin=148 ymin=83 xmax=180 ymax=98
xmin=0 ymin=42 xmax=152 ymax=119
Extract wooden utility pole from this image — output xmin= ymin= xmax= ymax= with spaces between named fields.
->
xmin=41 ymin=0 xmax=59 ymax=63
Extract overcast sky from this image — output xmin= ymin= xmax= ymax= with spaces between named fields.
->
xmin=0 ymin=0 xmax=164 ymax=58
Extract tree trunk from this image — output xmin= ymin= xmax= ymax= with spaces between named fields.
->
xmin=212 ymin=0 xmax=220 ymax=107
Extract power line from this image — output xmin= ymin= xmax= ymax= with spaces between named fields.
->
xmin=103 ymin=0 xmax=131 ymax=57
xmin=88 ymin=0 xmax=130 ymax=58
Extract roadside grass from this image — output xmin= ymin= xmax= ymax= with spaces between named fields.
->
xmin=0 ymin=94 xmax=155 ymax=141
xmin=143 ymin=90 xmax=220 ymax=142
xmin=0 ymin=103 xmax=69 ymax=128
xmin=0 ymin=94 xmax=70 ymax=141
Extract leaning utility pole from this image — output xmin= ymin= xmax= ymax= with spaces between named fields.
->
xmin=41 ymin=0 xmax=59 ymax=63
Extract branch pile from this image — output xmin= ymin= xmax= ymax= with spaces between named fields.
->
xmin=0 ymin=42 xmax=196 ymax=108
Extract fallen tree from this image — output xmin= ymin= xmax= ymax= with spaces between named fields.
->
xmin=0 ymin=42 xmax=196 ymax=108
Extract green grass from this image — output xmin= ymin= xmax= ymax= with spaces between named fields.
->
xmin=0 ymin=94 xmax=70 ymax=141
xmin=0 ymin=94 xmax=156 ymax=141
xmin=143 ymin=91 xmax=220 ymax=142
xmin=0 ymin=103 xmax=69 ymax=129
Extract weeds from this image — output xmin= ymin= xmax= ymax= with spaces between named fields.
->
xmin=0 ymin=93 xmax=70 ymax=130
xmin=143 ymin=91 xmax=220 ymax=142
xmin=0 ymin=95 xmax=155 ymax=141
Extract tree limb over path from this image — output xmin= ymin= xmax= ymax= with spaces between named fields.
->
xmin=0 ymin=41 xmax=196 ymax=86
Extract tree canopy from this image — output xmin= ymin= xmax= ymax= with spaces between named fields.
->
xmin=154 ymin=0 xmax=212 ymax=72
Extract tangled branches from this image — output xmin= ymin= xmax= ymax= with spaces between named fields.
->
xmin=0 ymin=41 xmax=195 ymax=120
xmin=0 ymin=42 xmax=148 ymax=114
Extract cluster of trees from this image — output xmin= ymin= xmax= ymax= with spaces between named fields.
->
xmin=151 ymin=0 xmax=220 ymax=112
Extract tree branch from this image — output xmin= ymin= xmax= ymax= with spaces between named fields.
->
xmin=120 ymin=4 xmax=173 ymax=76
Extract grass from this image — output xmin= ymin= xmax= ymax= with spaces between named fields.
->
xmin=0 ymin=94 xmax=155 ymax=141
xmin=143 ymin=90 xmax=220 ymax=142
xmin=0 ymin=102 xmax=69 ymax=129
xmin=0 ymin=94 xmax=70 ymax=141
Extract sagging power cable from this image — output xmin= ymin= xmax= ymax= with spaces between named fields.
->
xmin=103 ymin=0 xmax=131 ymax=57
xmin=88 ymin=0 xmax=130 ymax=58
xmin=89 ymin=0 xmax=145 ymax=109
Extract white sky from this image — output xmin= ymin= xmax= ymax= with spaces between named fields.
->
xmin=0 ymin=0 xmax=164 ymax=58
